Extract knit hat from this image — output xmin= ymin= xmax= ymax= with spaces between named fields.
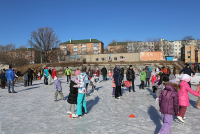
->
xmin=130 ymin=65 xmax=132 ymax=67
xmin=46 ymin=67 xmax=48 ymax=69
xmin=72 ymin=78 xmax=78 ymax=83
xmin=54 ymin=76 xmax=57 ymax=80
xmin=180 ymin=74 xmax=191 ymax=82
xmin=169 ymin=75 xmax=177 ymax=84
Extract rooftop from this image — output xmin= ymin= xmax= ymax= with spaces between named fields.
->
xmin=60 ymin=39 xmax=102 ymax=45
xmin=108 ymin=42 xmax=128 ymax=46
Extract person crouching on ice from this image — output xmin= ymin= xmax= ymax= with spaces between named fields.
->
xmin=158 ymin=81 xmax=179 ymax=134
xmin=73 ymin=72 xmax=87 ymax=118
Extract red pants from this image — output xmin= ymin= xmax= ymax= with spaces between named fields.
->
xmin=39 ymin=76 xmax=40 ymax=80
xmin=178 ymin=106 xmax=187 ymax=118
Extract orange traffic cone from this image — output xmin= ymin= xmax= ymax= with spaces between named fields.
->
xmin=129 ymin=114 xmax=135 ymax=118
xmin=69 ymin=114 xmax=72 ymax=118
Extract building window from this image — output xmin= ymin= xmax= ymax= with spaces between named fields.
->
xmin=101 ymin=58 xmax=104 ymax=61
xmin=96 ymin=58 xmax=98 ymax=61
xmin=175 ymin=45 xmax=177 ymax=47
xmin=187 ymin=51 xmax=191 ymax=54
xmin=114 ymin=57 xmax=117 ymax=60
xmin=175 ymin=49 xmax=177 ymax=51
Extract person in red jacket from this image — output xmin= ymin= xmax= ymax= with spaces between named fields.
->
xmin=52 ymin=69 xmax=56 ymax=79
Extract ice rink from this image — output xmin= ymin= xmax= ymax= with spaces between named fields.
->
xmin=0 ymin=74 xmax=200 ymax=134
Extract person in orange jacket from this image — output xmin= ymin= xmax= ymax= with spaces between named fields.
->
xmin=161 ymin=67 xmax=167 ymax=74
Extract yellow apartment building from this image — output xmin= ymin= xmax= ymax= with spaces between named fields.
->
xmin=60 ymin=38 xmax=104 ymax=55
xmin=181 ymin=45 xmax=196 ymax=63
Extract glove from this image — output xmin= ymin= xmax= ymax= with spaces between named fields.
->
xmin=175 ymin=113 xmax=178 ymax=116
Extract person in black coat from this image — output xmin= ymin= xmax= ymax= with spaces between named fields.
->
xmin=101 ymin=66 xmax=107 ymax=81
xmin=157 ymin=72 xmax=169 ymax=85
xmin=126 ymin=65 xmax=135 ymax=92
xmin=67 ymin=79 xmax=78 ymax=115
xmin=113 ymin=66 xmax=122 ymax=99
xmin=179 ymin=63 xmax=195 ymax=87
xmin=26 ymin=68 xmax=34 ymax=86
xmin=0 ymin=69 xmax=6 ymax=89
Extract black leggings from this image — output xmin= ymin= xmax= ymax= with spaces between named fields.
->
xmin=115 ymin=86 xmax=121 ymax=98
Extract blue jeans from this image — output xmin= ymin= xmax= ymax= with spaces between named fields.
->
xmin=76 ymin=94 xmax=87 ymax=115
xmin=44 ymin=76 xmax=48 ymax=84
xmin=7 ymin=80 xmax=14 ymax=92
xmin=103 ymin=75 xmax=106 ymax=81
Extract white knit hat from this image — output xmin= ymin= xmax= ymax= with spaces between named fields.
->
xmin=180 ymin=74 xmax=191 ymax=83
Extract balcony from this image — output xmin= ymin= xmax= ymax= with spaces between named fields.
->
xmin=94 ymin=47 xmax=98 ymax=50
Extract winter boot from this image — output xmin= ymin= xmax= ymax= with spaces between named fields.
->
xmin=177 ymin=116 xmax=185 ymax=123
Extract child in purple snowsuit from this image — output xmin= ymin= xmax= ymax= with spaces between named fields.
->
xmin=158 ymin=82 xmax=179 ymax=134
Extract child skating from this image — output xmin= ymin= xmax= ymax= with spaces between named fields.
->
xmin=54 ymin=76 xmax=64 ymax=101
xmin=90 ymin=74 xmax=98 ymax=92
xmin=67 ymin=79 xmax=78 ymax=117
xmin=73 ymin=72 xmax=87 ymax=118
xmin=158 ymin=81 xmax=179 ymax=134
xmin=47 ymin=73 xmax=53 ymax=85
xmin=196 ymin=85 xmax=200 ymax=109
xmin=23 ymin=73 xmax=28 ymax=87
xmin=177 ymin=74 xmax=200 ymax=123
xmin=112 ymin=78 xmax=116 ymax=97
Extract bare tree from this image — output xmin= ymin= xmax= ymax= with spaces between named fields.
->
xmin=28 ymin=27 xmax=60 ymax=62
xmin=182 ymin=36 xmax=194 ymax=41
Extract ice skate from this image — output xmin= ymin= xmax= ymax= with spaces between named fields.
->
xmin=177 ymin=116 xmax=185 ymax=123
xmin=72 ymin=114 xmax=78 ymax=118
xmin=67 ymin=111 xmax=72 ymax=115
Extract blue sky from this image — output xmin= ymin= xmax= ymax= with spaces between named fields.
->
xmin=0 ymin=0 xmax=200 ymax=48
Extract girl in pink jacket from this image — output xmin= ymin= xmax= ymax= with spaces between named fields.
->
xmin=177 ymin=74 xmax=200 ymax=123
xmin=195 ymin=85 xmax=200 ymax=109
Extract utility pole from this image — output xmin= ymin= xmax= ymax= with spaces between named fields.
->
xmin=31 ymin=37 xmax=32 ymax=69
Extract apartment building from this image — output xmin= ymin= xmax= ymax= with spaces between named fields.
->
xmin=9 ymin=48 xmax=41 ymax=64
xmin=60 ymin=39 xmax=104 ymax=55
xmin=181 ymin=45 xmax=196 ymax=63
xmin=108 ymin=42 xmax=127 ymax=53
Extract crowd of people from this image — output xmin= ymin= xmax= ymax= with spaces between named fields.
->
xmin=1 ymin=63 xmax=200 ymax=134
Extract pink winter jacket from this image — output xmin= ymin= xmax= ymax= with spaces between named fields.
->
xmin=179 ymin=81 xmax=200 ymax=107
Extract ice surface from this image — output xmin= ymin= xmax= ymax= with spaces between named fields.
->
xmin=0 ymin=74 xmax=200 ymax=134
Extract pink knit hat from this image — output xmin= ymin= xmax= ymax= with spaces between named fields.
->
xmin=54 ymin=76 xmax=57 ymax=80
xmin=180 ymin=74 xmax=191 ymax=83
xmin=46 ymin=67 xmax=48 ymax=69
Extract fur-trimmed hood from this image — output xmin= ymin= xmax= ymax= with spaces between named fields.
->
xmin=165 ymin=82 xmax=179 ymax=92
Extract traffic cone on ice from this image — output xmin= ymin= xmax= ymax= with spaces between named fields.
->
xmin=69 ymin=114 xmax=72 ymax=118
xmin=129 ymin=114 xmax=135 ymax=118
